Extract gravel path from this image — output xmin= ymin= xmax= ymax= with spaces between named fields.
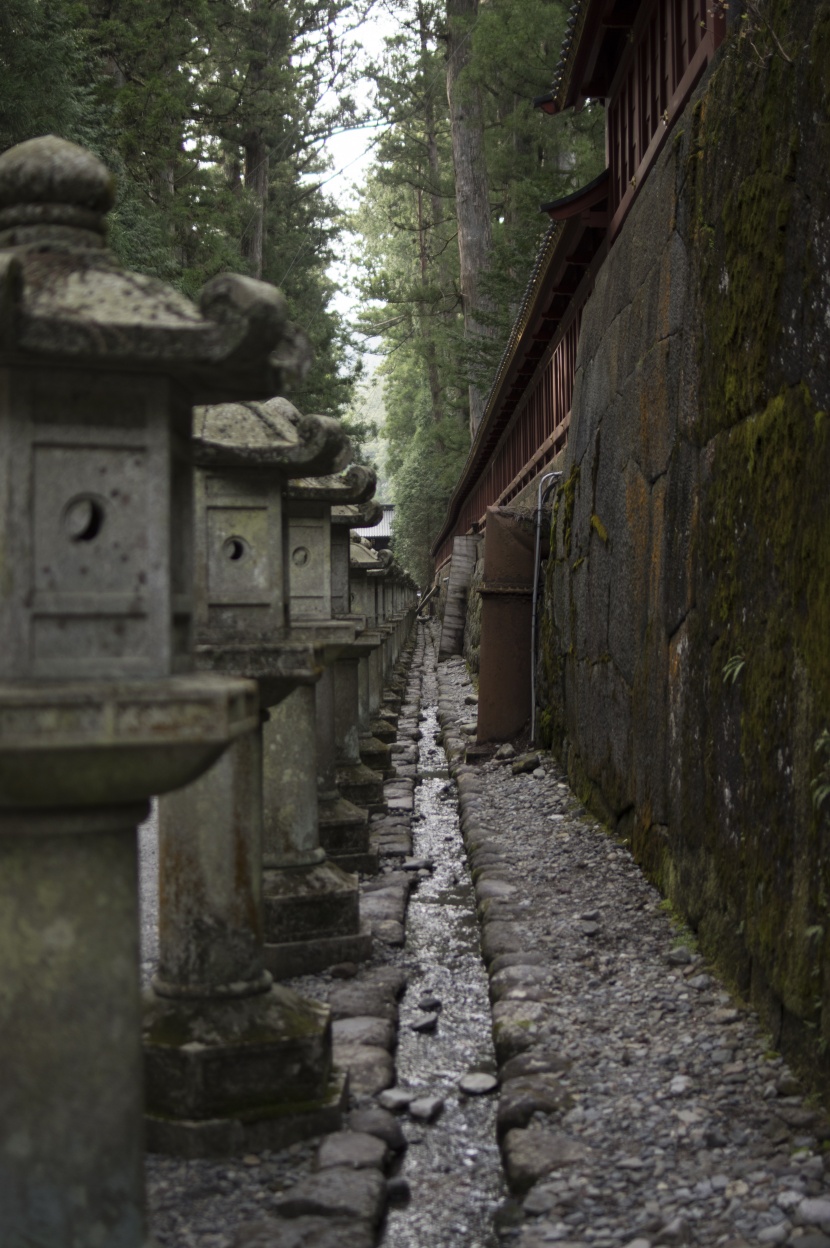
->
xmin=436 ymin=645 xmax=830 ymax=1248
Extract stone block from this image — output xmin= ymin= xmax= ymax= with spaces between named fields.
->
xmin=317 ymin=1130 xmax=388 ymax=1171
xmin=502 ymin=1127 xmax=589 ymax=1194
xmin=271 ymin=1166 xmax=387 ymax=1225
xmin=262 ymin=861 xmax=360 ymax=945
xmin=331 ymin=1043 xmax=394 ymax=1097
xmin=232 ymin=1217 xmax=374 ymax=1248
xmin=142 ymin=985 xmax=333 ymax=1123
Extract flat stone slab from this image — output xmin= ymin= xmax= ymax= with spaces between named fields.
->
xmin=476 ymin=879 xmax=518 ymax=900
xmin=359 ymin=889 xmax=407 ymax=924
xmin=332 ymin=1042 xmax=394 ymax=1097
xmin=332 ymin=1016 xmax=395 ymax=1051
xmin=459 ymin=1072 xmax=498 ymax=1096
xmin=410 ymin=1012 xmax=438 ymax=1034
xmin=511 ymin=752 xmax=541 ymax=775
xmin=348 ymin=1106 xmax=407 ymax=1152
xmin=492 ymin=999 xmax=550 ymax=1062
xmin=502 ymin=1128 xmax=589 ymax=1194
xmin=489 ymin=965 xmax=551 ymax=1001
xmin=271 ymin=1166 xmax=387 ymax=1225
xmin=500 ymin=1050 xmax=572 ymax=1082
xmin=231 ymin=1217 xmax=373 ymax=1248
xmin=328 ymin=984 xmax=397 ymax=1023
xmin=408 ymin=1096 xmax=444 ymax=1122
xmin=497 ymin=1074 xmax=574 ymax=1140
xmin=377 ymin=1087 xmax=416 ymax=1112
xmin=480 ymin=921 xmax=525 ymax=963
xmin=371 ymin=919 xmax=405 ymax=946
xmin=317 ymin=1130 xmax=388 ymax=1171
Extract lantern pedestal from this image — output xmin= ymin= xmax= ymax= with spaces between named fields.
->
xmin=0 ymin=804 xmax=151 ymax=1248
xmin=334 ymin=652 xmax=385 ymax=812
xmin=262 ymin=682 xmax=372 ymax=978
xmin=316 ymin=669 xmax=376 ymax=873
xmin=356 ymin=632 xmax=395 ymax=777
xmin=146 ymin=723 xmax=346 ymax=1157
xmin=0 ymin=673 xmax=257 ymax=1244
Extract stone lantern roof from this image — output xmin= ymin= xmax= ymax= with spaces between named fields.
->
xmin=287 ymin=464 xmax=377 ymax=504
xmin=0 ymin=136 xmax=296 ymax=401
xmin=192 ymin=396 xmax=351 ymax=479
xmin=331 ymin=500 xmax=384 ymax=528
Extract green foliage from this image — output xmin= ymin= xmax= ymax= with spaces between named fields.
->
xmin=722 ymin=654 xmax=746 ymax=685
xmin=1 ymin=0 xmax=367 ymax=420
xmin=353 ymin=0 xmax=604 ymax=576
xmin=813 ymin=730 xmax=830 ymax=815
xmin=0 ymin=0 xmax=93 ymax=150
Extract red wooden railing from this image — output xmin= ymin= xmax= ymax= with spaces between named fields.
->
xmin=433 ymin=0 xmax=728 ymax=574
xmin=432 ymin=306 xmax=582 ymax=568
xmin=608 ymin=0 xmax=726 ymax=234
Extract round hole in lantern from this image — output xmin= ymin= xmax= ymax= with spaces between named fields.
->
xmin=223 ymin=537 xmax=248 ymax=562
xmin=291 ymin=546 xmax=310 ymax=567
xmin=63 ymin=496 xmax=106 ymax=543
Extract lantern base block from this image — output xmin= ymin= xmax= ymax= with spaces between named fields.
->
xmin=264 ymin=919 xmax=374 ymax=981
xmin=145 ymin=1068 xmax=347 ymax=1159
xmin=143 ymin=982 xmax=339 ymax=1156
xmin=317 ymin=793 xmax=377 ymax=875
xmin=336 ymin=760 xmax=385 ymax=812
xmin=359 ymin=733 xmax=395 ymax=778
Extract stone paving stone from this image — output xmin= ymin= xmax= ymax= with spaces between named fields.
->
xmin=347 ymin=1106 xmax=407 ymax=1153
xmin=332 ymin=1043 xmax=395 ymax=1097
xmin=316 ymin=1131 xmax=388 ymax=1171
xmin=327 ymin=983 xmax=398 ymax=1022
xmin=270 ymin=1167 xmax=387 ymax=1224
xmin=502 ymin=1127 xmax=590 ymax=1193
xmin=231 ymin=1216 xmax=374 ymax=1248
xmin=331 ymin=1016 xmax=395 ymax=1051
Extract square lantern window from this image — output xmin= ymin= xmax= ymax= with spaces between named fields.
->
xmin=0 ymin=365 xmax=193 ymax=680
xmin=286 ymin=501 xmax=332 ymax=623
xmin=193 ymin=468 xmax=287 ymax=645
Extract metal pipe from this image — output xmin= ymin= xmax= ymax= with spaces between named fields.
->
xmin=530 ymin=470 xmax=562 ymax=745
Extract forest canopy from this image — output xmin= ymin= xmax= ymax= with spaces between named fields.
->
xmin=0 ymin=0 xmax=604 ymax=583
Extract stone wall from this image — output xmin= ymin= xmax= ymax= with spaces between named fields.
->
xmin=542 ymin=0 xmax=830 ymax=1083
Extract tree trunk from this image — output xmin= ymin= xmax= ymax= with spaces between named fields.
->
xmin=446 ymin=0 xmax=496 ymax=438
xmin=416 ymin=185 xmax=446 ymax=437
xmin=243 ymin=134 xmax=269 ymax=279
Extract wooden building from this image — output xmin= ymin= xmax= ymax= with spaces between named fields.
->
xmin=432 ymin=0 xmax=729 ymax=738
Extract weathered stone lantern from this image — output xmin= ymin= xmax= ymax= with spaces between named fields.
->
xmin=284 ymin=470 xmax=387 ymax=852
xmin=144 ymin=397 xmax=359 ymax=1151
xmin=0 ymin=136 xmax=292 ymax=1246
xmin=348 ymin=536 xmax=396 ymax=776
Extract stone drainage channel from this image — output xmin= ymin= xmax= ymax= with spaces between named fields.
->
xmin=380 ymin=631 xmax=503 ymax=1247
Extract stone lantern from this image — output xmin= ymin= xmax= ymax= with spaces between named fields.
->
xmin=144 ymin=396 xmax=361 ymax=1151
xmin=348 ymin=536 xmax=396 ymax=777
xmin=284 ymin=469 xmax=386 ymax=866
xmin=0 ymin=136 xmax=293 ymax=1247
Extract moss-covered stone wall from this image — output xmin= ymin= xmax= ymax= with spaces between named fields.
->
xmin=543 ymin=0 xmax=830 ymax=1086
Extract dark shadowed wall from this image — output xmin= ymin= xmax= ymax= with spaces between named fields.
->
xmin=542 ymin=0 xmax=830 ymax=1082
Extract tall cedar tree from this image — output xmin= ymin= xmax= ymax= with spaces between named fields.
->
xmin=354 ymin=0 xmax=604 ymax=582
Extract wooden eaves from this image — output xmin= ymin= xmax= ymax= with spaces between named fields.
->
xmin=430 ymin=170 xmax=609 ymax=559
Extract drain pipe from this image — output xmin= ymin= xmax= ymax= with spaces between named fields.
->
xmin=530 ymin=470 xmax=562 ymax=745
